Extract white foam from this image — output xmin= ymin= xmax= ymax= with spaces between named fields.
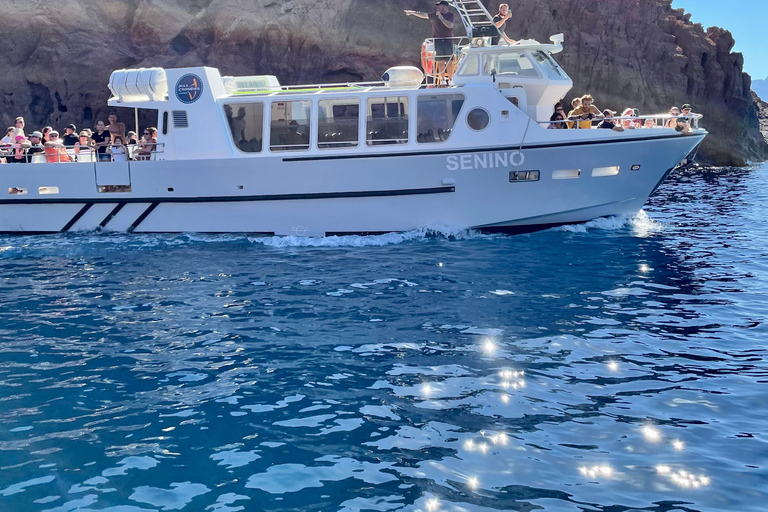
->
xmin=550 ymin=210 xmax=664 ymax=235
xmin=247 ymin=226 xmax=490 ymax=248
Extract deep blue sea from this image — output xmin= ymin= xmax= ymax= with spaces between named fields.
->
xmin=1 ymin=165 xmax=767 ymax=512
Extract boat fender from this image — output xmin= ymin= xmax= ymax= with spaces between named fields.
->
xmin=382 ymin=66 xmax=425 ymax=87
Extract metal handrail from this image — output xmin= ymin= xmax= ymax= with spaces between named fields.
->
xmin=541 ymin=113 xmax=703 ymax=130
xmin=0 ymin=143 xmax=165 ymax=163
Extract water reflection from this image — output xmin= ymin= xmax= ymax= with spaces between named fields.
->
xmin=0 ymin=168 xmax=766 ymax=511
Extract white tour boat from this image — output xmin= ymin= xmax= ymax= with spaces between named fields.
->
xmin=0 ymin=0 xmax=705 ymax=236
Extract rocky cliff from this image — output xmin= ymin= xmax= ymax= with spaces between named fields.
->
xmin=1 ymin=0 xmax=766 ymax=165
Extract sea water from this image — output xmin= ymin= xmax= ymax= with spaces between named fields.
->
xmin=0 ymin=165 xmax=766 ymax=512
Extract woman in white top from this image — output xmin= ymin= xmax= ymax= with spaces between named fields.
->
xmin=110 ymin=136 xmax=127 ymax=162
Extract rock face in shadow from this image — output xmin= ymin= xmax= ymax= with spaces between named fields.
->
xmin=1 ymin=0 xmax=766 ymax=165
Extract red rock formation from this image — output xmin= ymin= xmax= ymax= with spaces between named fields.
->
xmin=1 ymin=0 xmax=765 ymax=165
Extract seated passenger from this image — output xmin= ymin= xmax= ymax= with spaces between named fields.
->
xmin=548 ymin=103 xmax=568 ymax=129
xmin=44 ymin=131 xmax=74 ymax=162
xmin=75 ymin=131 xmax=93 ymax=156
xmin=568 ymin=94 xmax=603 ymax=129
xmin=620 ymin=108 xmax=636 ymax=129
xmin=280 ymin=120 xmax=308 ymax=148
xmin=26 ymin=131 xmax=45 ymax=162
xmin=110 ymin=136 xmax=127 ymax=162
xmin=643 ymin=118 xmax=656 ymax=128
xmin=41 ymin=126 xmax=52 ymax=142
xmin=8 ymin=135 xmax=28 ymax=163
xmin=136 ymin=127 xmax=158 ymax=160
xmin=1 ymin=127 xmax=14 ymax=145
xmin=597 ymin=110 xmax=624 ymax=132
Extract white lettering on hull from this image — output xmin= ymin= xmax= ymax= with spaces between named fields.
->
xmin=446 ymin=151 xmax=525 ymax=171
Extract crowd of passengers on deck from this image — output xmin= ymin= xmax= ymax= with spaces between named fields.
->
xmin=0 ymin=114 xmax=159 ymax=164
xmin=547 ymin=95 xmax=696 ymax=134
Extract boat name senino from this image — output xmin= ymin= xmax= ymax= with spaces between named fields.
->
xmin=446 ymin=151 xmax=525 ymax=171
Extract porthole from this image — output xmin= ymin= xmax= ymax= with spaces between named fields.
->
xmin=467 ymin=108 xmax=490 ymax=131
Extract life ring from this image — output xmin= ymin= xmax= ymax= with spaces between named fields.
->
xmin=421 ymin=41 xmax=434 ymax=75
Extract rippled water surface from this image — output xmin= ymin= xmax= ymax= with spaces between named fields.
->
xmin=1 ymin=165 xmax=767 ymax=512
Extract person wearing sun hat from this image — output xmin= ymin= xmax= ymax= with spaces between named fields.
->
xmin=680 ymin=103 xmax=693 ymax=121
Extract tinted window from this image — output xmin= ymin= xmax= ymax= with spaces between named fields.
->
xmin=318 ymin=99 xmax=359 ymax=149
xmin=224 ymin=103 xmax=264 ymax=153
xmin=270 ymin=100 xmax=311 ymax=152
xmin=417 ymin=94 xmax=465 ymax=143
xmin=367 ymin=97 xmax=409 ymax=146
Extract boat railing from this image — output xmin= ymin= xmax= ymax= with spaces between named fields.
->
xmin=540 ymin=113 xmax=704 ymax=130
xmin=231 ymin=81 xmax=407 ymax=96
xmin=0 ymin=143 xmax=165 ymax=164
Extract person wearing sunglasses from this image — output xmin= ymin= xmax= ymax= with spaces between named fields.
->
xmin=136 ymin=127 xmax=158 ymax=161
xmin=665 ymin=106 xmax=680 ymax=128
xmin=547 ymin=102 xmax=568 ymax=129
xmin=44 ymin=131 xmax=74 ymax=163
xmin=11 ymin=117 xmax=25 ymax=139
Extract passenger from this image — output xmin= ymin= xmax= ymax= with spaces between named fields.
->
xmin=675 ymin=117 xmax=693 ymax=135
xmin=631 ymin=109 xmax=643 ymax=129
xmin=12 ymin=117 xmax=26 ymax=139
xmin=110 ymin=136 xmax=127 ymax=162
xmin=643 ymin=118 xmax=656 ymax=128
xmin=281 ymin=120 xmax=307 ymax=148
xmin=568 ymin=94 xmax=603 ymax=129
xmin=44 ymin=131 xmax=74 ymax=162
xmin=232 ymin=107 xmax=247 ymax=144
xmin=620 ymin=108 xmax=636 ymax=129
xmin=136 ymin=127 xmax=157 ymax=161
xmin=75 ymin=131 xmax=94 ymax=160
xmin=680 ymin=103 xmax=693 ymax=122
xmin=1 ymin=127 xmax=14 ymax=145
xmin=106 ymin=112 xmax=126 ymax=144
xmin=405 ymin=1 xmax=456 ymax=83
xmin=597 ymin=109 xmax=624 ymax=132
xmin=9 ymin=135 xmax=28 ymax=163
xmin=566 ymin=98 xmax=581 ymax=128
xmin=61 ymin=124 xmax=79 ymax=147
xmin=91 ymin=121 xmax=112 ymax=161
xmin=665 ymin=106 xmax=680 ymax=128
xmin=41 ymin=126 xmax=53 ymax=143
xmin=548 ymin=103 xmax=568 ymax=129
xmin=25 ymin=131 xmax=45 ymax=163
xmin=491 ymin=4 xmax=516 ymax=45
xmin=126 ymin=131 xmax=138 ymax=145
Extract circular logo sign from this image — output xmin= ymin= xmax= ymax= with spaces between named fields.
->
xmin=175 ymin=74 xmax=204 ymax=104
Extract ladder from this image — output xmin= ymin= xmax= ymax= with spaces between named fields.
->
xmin=450 ymin=0 xmax=502 ymax=39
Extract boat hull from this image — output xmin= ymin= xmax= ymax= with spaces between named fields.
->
xmin=0 ymin=134 xmax=704 ymax=236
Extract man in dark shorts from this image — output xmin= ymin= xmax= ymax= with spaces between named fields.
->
xmin=405 ymin=1 xmax=455 ymax=82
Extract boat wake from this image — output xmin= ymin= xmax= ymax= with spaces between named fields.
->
xmin=550 ymin=210 xmax=662 ymax=236
xmin=247 ymin=226 xmax=492 ymax=248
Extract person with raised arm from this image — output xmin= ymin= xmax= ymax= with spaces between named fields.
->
xmin=405 ymin=1 xmax=455 ymax=83
xmin=492 ymin=3 xmax=517 ymax=45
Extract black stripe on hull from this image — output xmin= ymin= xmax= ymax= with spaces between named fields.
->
xmin=127 ymin=202 xmax=159 ymax=233
xmin=60 ymin=203 xmax=95 ymax=232
xmin=98 ymin=203 xmax=127 ymax=229
xmin=0 ymin=186 xmax=455 ymax=206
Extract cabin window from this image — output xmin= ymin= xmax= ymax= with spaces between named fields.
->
xmin=467 ymin=108 xmax=490 ymax=131
xmin=318 ymin=99 xmax=359 ymax=149
xmin=417 ymin=94 xmax=465 ymax=143
xmin=457 ymin=54 xmax=480 ymax=76
xmin=270 ymin=100 xmax=311 ymax=151
xmin=533 ymin=51 xmax=567 ymax=79
xmin=483 ymin=52 xmax=540 ymax=78
xmin=224 ymin=103 xmax=264 ymax=153
xmin=162 ymin=112 xmax=169 ymax=135
xmin=367 ymin=97 xmax=409 ymax=146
